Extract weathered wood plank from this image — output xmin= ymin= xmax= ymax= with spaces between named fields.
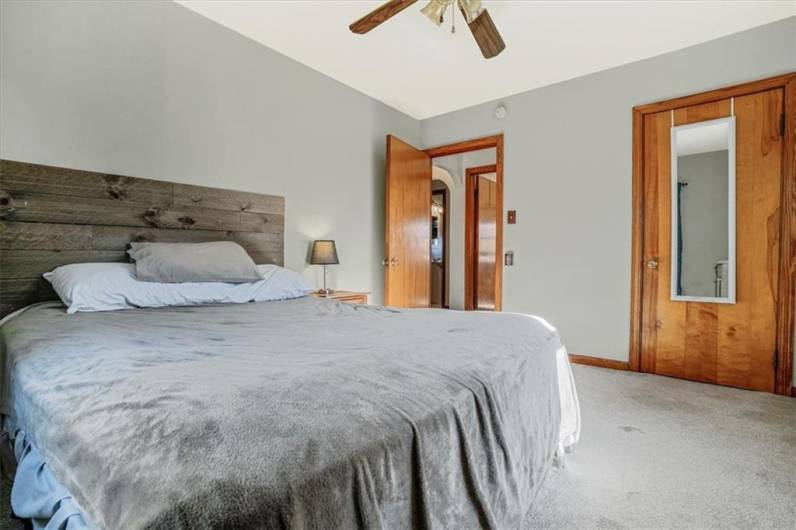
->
xmin=0 ymin=278 xmax=58 ymax=315
xmin=0 ymin=192 xmax=285 ymax=233
xmin=173 ymin=183 xmax=284 ymax=215
xmin=0 ymin=250 xmax=127 ymax=279
xmin=247 ymin=251 xmax=283 ymax=266
xmin=240 ymin=211 xmax=285 ymax=233
xmin=90 ymin=226 xmax=282 ymax=251
xmin=1 ymin=159 xmax=173 ymax=204
xmin=0 ymin=221 xmax=92 ymax=250
xmin=0 ymin=192 xmax=165 ymax=227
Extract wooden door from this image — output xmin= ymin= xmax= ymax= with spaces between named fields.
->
xmin=385 ymin=135 xmax=431 ymax=307
xmin=640 ymin=89 xmax=784 ymax=391
xmin=476 ymin=176 xmax=497 ymax=310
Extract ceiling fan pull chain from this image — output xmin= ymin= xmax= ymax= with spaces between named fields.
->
xmin=451 ymin=2 xmax=456 ymax=34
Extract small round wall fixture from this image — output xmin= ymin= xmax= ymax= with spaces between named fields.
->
xmin=494 ymin=104 xmax=507 ymax=120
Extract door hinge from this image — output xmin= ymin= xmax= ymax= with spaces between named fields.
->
xmin=780 ymin=113 xmax=786 ymax=137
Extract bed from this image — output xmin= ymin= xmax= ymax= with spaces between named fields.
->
xmin=0 ymin=160 xmax=580 ymax=529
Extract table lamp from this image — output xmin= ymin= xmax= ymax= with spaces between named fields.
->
xmin=310 ymin=240 xmax=339 ymax=295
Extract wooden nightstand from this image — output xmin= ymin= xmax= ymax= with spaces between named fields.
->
xmin=312 ymin=291 xmax=369 ymax=305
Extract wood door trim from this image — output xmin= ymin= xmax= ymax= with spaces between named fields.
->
xmin=424 ymin=135 xmax=503 ymax=158
xmin=569 ymin=354 xmax=630 ymax=371
xmin=426 ymin=134 xmax=504 ymax=311
xmin=630 ymin=72 xmax=796 ymax=395
xmin=431 ymin=187 xmax=449 ymax=308
xmin=465 ymin=164 xmax=498 ymax=310
xmin=634 ymin=72 xmax=796 ymax=115
xmin=776 ymin=77 xmax=796 ymax=395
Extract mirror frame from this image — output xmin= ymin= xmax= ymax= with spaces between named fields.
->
xmin=669 ymin=116 xmax=736 ymax=304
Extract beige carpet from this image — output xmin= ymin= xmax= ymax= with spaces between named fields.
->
xmin=528 ymin=365 xmax=796 ymax=529
xmin=1 ymin=365 xmax=794 ymax=529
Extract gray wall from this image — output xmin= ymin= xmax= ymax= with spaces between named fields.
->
xmin=421 ymin=17 xmax=796 ymax=362
xmin=677 ymin=151 xmax=730 ymax=298
xmin=0 ymin=0 xmax=420 ymax=304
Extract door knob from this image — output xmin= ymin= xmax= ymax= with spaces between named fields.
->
xmin=647 ymin=259 xmax=659 ymax=270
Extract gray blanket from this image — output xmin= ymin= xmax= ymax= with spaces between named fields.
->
xmin=1 ymin=298 xmax=572 ymax=529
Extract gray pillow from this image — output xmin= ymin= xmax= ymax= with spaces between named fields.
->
xmin=128 ymin=241 xmax=262 ymax=283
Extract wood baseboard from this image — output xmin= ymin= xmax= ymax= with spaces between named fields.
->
xmin=569 ymin=354 xmax=630 ymax=371
xmin=792 ymin=387 xmax=795 ymax=398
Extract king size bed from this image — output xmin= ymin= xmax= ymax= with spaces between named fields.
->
xmin=0 ymin=160 xmax=580 ymax=529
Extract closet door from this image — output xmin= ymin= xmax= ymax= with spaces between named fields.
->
xmin=640 ymin=89 xmax=784 ymax=391
xmin=384 ymin=135 xmax=431 ymax=307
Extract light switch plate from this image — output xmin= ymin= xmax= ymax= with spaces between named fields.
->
xmin=504 ymin=251 xmax=514 ymax=266
xmin=507 ymin=210 xmax=516 ymax=224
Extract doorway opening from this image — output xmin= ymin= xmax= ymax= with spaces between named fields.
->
xmin=430 ymin=187 xmax=448 ymax=308
xmin=426 ymin=135 xmax=504 ymax=311
xmin=383 ymin=134 xmax=503 ymax=310
xmin=465 ymin=164 xmax=498 ymax=310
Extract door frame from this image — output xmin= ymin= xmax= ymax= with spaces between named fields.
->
xmin=629 ymin=72 xmax=796 ymax=396
xmin=465 ymin=164 xmax=498 ymax=310
xmin=424 ymin=134 xmax=504 ymax=311
xmin=431 ymin=187 xmax=449 ymax=308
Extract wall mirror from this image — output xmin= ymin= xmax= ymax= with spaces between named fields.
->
xmin=670 ymin=116 xmax=736 ymax=303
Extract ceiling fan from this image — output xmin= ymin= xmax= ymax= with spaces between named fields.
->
xmin=350 ymin=0 xmax=506 ymax=59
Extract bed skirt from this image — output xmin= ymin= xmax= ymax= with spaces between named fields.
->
xmin=7 ymin=427 xmax=89 ymax=530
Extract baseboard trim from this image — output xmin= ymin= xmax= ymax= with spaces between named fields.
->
xmin=791 ymin=387 xmax=795 ymax=398
xmin=569 ymin=354 xmax=630 ymax=371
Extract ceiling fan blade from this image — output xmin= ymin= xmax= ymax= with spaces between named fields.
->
xmin=349 ymin=0 xmax=418 ymax=34
xmin=466 ymin=9 xmax=505 ymax=59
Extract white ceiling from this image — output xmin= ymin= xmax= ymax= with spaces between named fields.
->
xmin=176 ymin=1 xmax=796 ymax=119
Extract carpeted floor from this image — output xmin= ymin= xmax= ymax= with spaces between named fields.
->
xmin=528 ymin=365 xmax=796 ymax=529
xmin=1 ymin=365 xmax=793 ymax=529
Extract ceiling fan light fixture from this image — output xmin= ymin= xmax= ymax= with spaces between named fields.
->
xmin=420 ymin=0 xmax=451 ymax=27
xmin=457 ymin=0 xmax=484 ymax=24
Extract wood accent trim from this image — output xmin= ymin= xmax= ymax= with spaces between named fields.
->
xmin=633 ymin=72 xmax=796 ymax=114
xmin=464 ymin=172 xmax=475 ymax=310
xmin=465 ymin=164 xmax=498 ymax=311
xmin=424 ymin=135 xmax=503 ymax=158
xmin=629 ymin=72 xmax=796 ymax=396
xmin=776 ymin=77 xmax=796 ymax=395
xmin=426 ymin=134 xmax=504 ymax=311
xmin=569 ymin=354 xmax=630 ymax=371
xmin=495 ymin=135 xmax=504 ymax=312
xmin=629 ymin=108 xmax=645 ymax=372
xmin=0 ymin=159 xmax=285 ymax=318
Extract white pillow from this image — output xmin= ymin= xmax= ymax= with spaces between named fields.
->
xmin=43 ymin=263 xmax=313 ymax=314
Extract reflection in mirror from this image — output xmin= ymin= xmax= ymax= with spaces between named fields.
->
xmin=670 ymin=116 xmax=735 ymax=303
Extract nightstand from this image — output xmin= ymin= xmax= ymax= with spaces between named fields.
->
xmin=312 ymin=291 xmax=369 ymax=305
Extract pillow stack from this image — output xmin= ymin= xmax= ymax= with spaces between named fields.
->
xmin=44 ymin=242 xmax=314 ymax=313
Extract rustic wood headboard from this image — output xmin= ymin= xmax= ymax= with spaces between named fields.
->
xmin=0 ymin=160 xmax=285 ymax=317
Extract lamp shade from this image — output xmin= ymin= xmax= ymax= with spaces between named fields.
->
xmin=310 ymin=240 xmax=339 ymax=265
